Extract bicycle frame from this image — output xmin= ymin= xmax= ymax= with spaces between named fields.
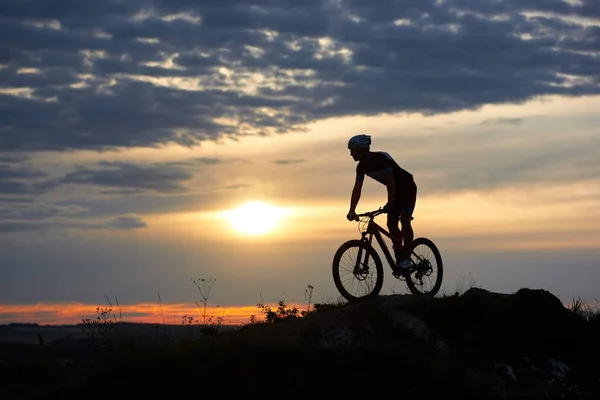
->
xmin=358 ymin=216 xmax=400 ymax=270
xmin=352 ymin=208 xmax=430 ymax=277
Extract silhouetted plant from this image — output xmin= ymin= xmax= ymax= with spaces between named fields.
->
xmin=178 ymin=314 xmax=199 ymax=339
xmin=181 ymin=315 xmax=195 ymax=326
xmin=256 ymin=300 xmax=302 ymax=323
xmin=304 ymin=284 xmax=314 ymax=315
xmin=81 ymin=307 xmax=115 ymax=343
xmin=189 ymin=278 xmax=224 ymax=336
xmin=252 ymin=285 xmax=317 ymax=324
xmin=569 ymin=297 xmax=600 ymax=322
xmin=157 ymin=291 xmax=165 ymax=324
xmin=104 ymin=294 xmax=122 ymax=321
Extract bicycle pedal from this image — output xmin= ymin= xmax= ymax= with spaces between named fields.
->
xmin=392 ymin=272 xmax=406 ymax=281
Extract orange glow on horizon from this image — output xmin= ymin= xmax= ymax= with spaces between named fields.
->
xmin=0 ymin=302 xmax=302 ymax=326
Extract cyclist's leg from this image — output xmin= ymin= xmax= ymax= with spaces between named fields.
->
xmin=399 ymin=180 xmax=417 ymax=260
xmin=400 ymin=212 xmax=413 ymax=259
xmin=386 ymin=210 xmax=403 ymax=263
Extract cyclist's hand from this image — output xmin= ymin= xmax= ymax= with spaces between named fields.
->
xmin=346 ymin=211 xmax=357 ymax=221
xmin=382 ymin=202 xmax=391 ymax=213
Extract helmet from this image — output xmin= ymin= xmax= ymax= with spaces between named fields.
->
xmin=348 ymin=134 xmax=371 ymax=150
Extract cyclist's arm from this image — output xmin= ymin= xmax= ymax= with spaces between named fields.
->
xmin=349 ymin=177 xmax=363 ymax=213
xmin=384 ymin=169 xmax=396 ymax=204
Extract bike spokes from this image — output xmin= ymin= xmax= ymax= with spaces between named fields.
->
xmin=334 ymin=241 xmax=383 ymax=300
xmin=405 ymin=238 xmax=443 ymax=296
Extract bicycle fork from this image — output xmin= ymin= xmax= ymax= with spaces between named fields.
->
xmin=354 ymin=233 xmax=373 ymax=273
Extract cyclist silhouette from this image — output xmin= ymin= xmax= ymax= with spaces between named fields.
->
xmin=346 ymin=134 xmax=417 ymax=274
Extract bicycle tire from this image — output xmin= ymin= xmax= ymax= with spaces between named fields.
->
xmin=332 ymin=239 xmax=384 ymax=302
xmin=405 ymin=237 xmax=443 ymax=296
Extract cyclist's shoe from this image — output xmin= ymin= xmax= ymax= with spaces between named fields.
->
xmin=393 ymin=258 xmax=412 ymax=275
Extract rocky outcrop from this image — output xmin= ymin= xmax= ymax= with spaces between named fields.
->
xmin=4 ymin=287 xmax=599 ymax=400
xmin=226 ymin=287 xmax=599 ymax=399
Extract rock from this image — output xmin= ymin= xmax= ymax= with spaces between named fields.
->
xmin=319 ymin=323 xmax=354 ymax=348
xmin=494 ymin=362 xmax=517 ymax=382
xmin=546 ymin=358 xmax=570 ymax=380
xmin=401 ymin=287 xmax=592 ymax=366
xmin=378 ymin=296 xmax=432 ymax=342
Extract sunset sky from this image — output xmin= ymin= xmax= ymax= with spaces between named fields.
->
xmin=1 ymin=0 xmax=599 ymax=325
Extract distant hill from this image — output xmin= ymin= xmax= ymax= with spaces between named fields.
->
xmin=2 ymin=288 xmax=599 ymax=400
xmin=0 ymin=320 xmax=239 ymax=345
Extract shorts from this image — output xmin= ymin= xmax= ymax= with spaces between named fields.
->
xmin=390 ymin=180 xmax=417 ymax=216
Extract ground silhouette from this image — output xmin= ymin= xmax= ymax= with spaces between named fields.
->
xmin=1 ymin=287 xmax=598 ymax=399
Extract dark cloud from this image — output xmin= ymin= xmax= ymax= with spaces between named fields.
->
xmin=0 ymin=164 xmax=59 ymax=194
xmin=0 ymin=0 xmax=597 ymax=152
xmin=58 ymin=157 xmax=238 ymax=193
xmin=0 ymin=197 xmax=34 ymax=203
xmin=0 ymin=221 xmax=51 ymax=233
xmin=61 ymin=161 xmax=193 ymax=193
xmin=0 ymin=202 xmax=85 ymax=219
xmin=53 ymin=184 xmax=252 ymax=221
xmin=0 ymin=156 xmax=249 ymax=232
xmin=0 ymin=154 xmax=29 ymax=163
xmin=1 ymin=157 xmax=231 ymax=201
xmin=0 ymin=164 xmax=46 ymax=180
xmin=100 ymin=189 xmax=145 ymax=196
xmin=0 ymin=214 xmax=147 ymax=233
xmin=103 ymin=215 xmax=147 ymax=230
xmin=271 ymin=159 xmax=305 ymax=165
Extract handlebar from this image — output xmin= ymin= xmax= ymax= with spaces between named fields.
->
xmin=353 ymin=207 xmax=386 ymax=221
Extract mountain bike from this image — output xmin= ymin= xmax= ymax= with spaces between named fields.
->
xmin=332 ymin=207 xmax=443 ymax=301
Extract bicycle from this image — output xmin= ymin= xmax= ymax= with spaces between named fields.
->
xmin=332 ymin=207 xmax=443 ymax=301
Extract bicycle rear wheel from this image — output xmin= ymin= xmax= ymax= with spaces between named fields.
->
xmin=332 ymin=239 xmax=383 ymax=302
xmin=405 ymin=237 xmax=443 ymax=296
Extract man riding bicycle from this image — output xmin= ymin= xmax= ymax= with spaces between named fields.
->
xmin=346 ymin=134 xmax=417 ymax=275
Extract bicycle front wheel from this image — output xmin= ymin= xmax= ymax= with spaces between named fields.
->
xmin=405 ymin=237 xmax=443 ymax=296
xmin=332 ymin=240 xmax=384 ymax=302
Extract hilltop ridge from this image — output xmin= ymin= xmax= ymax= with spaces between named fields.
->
xmin=2 ymin=287 xmax=599 ymax=399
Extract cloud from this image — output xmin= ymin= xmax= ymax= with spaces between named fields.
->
xmin=220 ymin=184 xmax=251 ymax=190
xmin=103 ymin=215 xmax=147 ymax=230
xmin=0 ymin=164 xmax=59 ymax=194
xmin=0 ymin=153 xmax=29 ymax=163
xmin=389 ymin=124 xmax=600 ymax=194
xmin=271 ymin=159 xmax=305 ymax=165
xmin=0 ymin=0 xmax=598 ymax=152
xmin=100 ymin=189 xmax=145 ymax=196
xmin=52 ymin=185 xmax=251 ymax=221
xmin=0 ymin=202 xmax=86 ymax=219
xmin=0 ymin=197 xmax=34 ymax=203
xmin=0 ymin=164 xmax=46 ymax=180
xmin=0 ymin=156 xmax=250 ymax=234
xmin=0 ymin=221 xmax=49 ymax=233
xmin=57 ymin=157 xmax=243 ymax=195
xmin=61 ymin=161 xmax=194 ymax=193
xmin=165 ymin=157 xmax=224 ymax=167
xmin=0 ymin=214 xmax=147 ymax=234
xmin=0 ymin=156 xmax=235 ymax=203
xmin=479 ymin=117 xmax=525 ymax=126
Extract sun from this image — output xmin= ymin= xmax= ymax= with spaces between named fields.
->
xmin=222 ymin=201 xmax=289 ymax=235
